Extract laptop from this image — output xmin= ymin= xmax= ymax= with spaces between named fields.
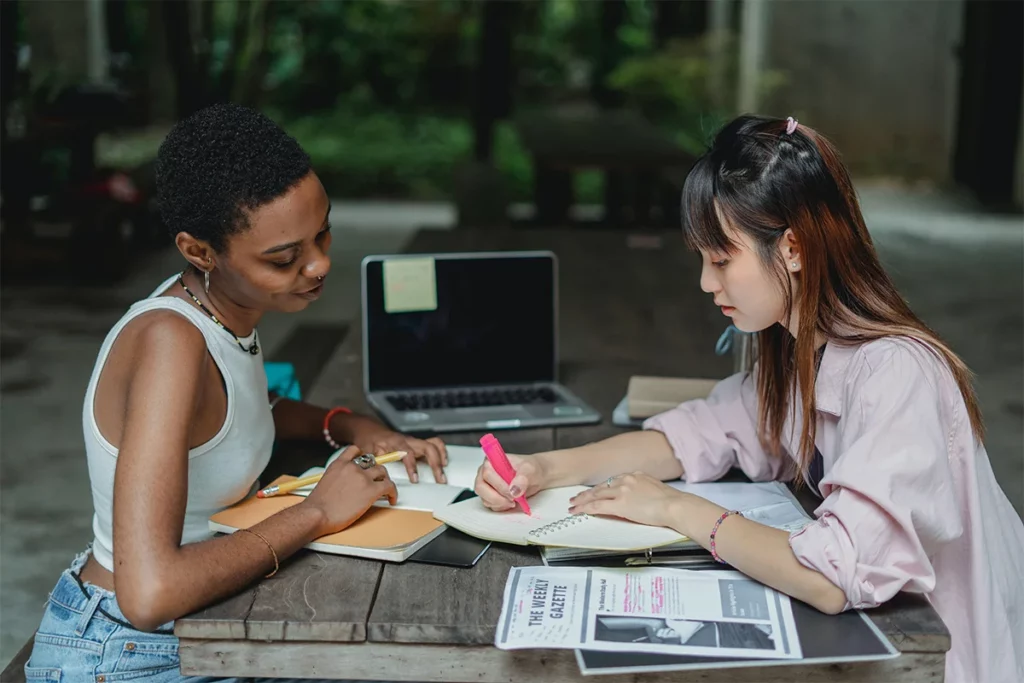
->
xmin=360 ymin=251 xmax=602 ymax=433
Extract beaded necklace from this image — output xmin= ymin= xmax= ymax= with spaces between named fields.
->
xmin=177 ymin=272 xmax=260 ymax=355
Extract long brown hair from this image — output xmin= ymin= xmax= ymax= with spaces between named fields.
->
xmin=680 ymin=115 xmax=984 ymax=479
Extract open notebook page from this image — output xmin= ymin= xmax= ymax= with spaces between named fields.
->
xmin=434 ymin=486 xmax=686 ymax=551
xmin=433 ymin=486 xmax=592 ymax=545
xmin=532 ymin=509 xmax=685 ymax=551
xmin=314 ymin=444 xmax=484 ymax=487
xmin=286 ymin=444 xmax=487 ymax=513
xmin=379 ymin=444 xmax=485 ymax=489
xmin=287 ymin=474 xmax=462 ymax=513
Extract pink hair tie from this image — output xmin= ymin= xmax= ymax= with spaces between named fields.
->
xmin=785 ymin=117 xmax=798 ymax=135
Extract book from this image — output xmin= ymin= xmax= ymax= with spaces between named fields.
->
xmin=286 ymin=444 xmax=486 ymax=512
xmin=208 ymin=445 xmax=490 ymax=562
xmin=626 ymin=376 xmax=720 ymax=419
xmin=432 ymin=486 xmax=687 ymax=552
xmin=208 ymin=478 xmax=448 ymax=562
xmin=541 ymin=481 xmax=813 ymax=563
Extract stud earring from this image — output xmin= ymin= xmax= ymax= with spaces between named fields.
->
xmin=791 ymin=262 xmax=798 ymax=269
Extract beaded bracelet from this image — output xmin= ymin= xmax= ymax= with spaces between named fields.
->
xmin=238 ymin=528 xmax=279 ymax=578
xmin=323 ymin=406 xmax=352 ymax=450
xmin=709 ymin=510 xmax=743 ymax=564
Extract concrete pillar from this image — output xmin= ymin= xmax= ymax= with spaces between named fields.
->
xmin=85 ymin=0 xmax=109 ymax=83
xmin=708 ymin=0 xmax=734 ymax=109
xmin=737 ymin=0 xmax=769 ymax=114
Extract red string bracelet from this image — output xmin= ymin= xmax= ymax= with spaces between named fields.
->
xmin=709 ymin=510 xmax=743 ymax=564
xmin=322 ymin=406 xmax=352 ymax=450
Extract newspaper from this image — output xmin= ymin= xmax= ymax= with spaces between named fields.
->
xmin=496 ymin=566 xmax=802 ymax=660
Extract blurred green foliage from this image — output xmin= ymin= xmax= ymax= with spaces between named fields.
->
xmin=608 ymin=33 xmax=787 ymax=157
xmin=91 ymin=0 xmax=753 ymax=202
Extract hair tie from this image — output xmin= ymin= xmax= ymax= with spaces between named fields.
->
xmin=785 ymin=117 xmax=798 ymax=135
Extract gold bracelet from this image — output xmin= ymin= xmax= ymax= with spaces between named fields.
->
xmin=238 ymin=528 xmax=279 ymax=578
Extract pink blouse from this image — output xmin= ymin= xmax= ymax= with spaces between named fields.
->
xmin=644 ymin=337 xmax=1024 ymax=683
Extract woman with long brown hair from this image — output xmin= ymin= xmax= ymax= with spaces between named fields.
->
xmin=474 ymin=115 xmax=1023 ymax=683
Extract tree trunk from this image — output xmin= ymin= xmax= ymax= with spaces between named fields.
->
xmin=472 ymin=0 xmax=517 ymax=162
xmin=162 ymin=0 xmax=201 ymax=118
xmin=592 ymin=0 xmax=626 ymax=108
xmin=232 ymin=0 xmax=276 ymax=107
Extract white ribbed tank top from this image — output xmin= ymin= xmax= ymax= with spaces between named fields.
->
xmin=83 ymin=274 xmax=275 ymax=572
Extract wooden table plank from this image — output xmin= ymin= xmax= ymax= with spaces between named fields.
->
xmin=368 ymin=544 xmax=541 ymax=645
xmin=174 ymin=585 xmax=257 ymax=641
xmin=244 ymin=551 xmax=382 ymax=642
xmin=180 ymin=640 xmax=945 ymax=683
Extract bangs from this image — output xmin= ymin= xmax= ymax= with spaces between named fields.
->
xmin=680 ymin=155 xmax=737 ymax=254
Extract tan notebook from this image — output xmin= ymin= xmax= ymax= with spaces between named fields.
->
xmin=626 ymin=376 xmax=720 ymax=418
xmin=209 ymin=476 xmax=447 ymax=562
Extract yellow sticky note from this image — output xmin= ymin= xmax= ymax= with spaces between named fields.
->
xmin=383 ymin=258 xmax=438 ymax=313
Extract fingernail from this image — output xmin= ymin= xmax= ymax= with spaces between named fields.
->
xmin=439 ymin=474 xmax=447 ymax=484
xmin=508 ymin=485 xmax=521 ymax=498
xmin=569 ymin=496 xmax=576 ymax=503
xmin=411 ymin=474 xmax=419 ymax=483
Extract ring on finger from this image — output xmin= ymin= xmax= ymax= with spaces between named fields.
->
xmin=354 ymin=454 xmax=376 ymax=469
xmin=606 ymin=476 xmax=615 ymax=488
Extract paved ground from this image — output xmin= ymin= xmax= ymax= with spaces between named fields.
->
xmin=1 ymin=192 xmax=1021 ymax=664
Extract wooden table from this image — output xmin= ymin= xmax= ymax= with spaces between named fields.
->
xmin=176 ymin=229 xmax=950 ymax=682
xmin=514 ymin=108 xmax=695 ymax=228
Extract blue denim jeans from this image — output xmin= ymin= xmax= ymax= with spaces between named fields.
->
xmin=24 ymin=549 xmax=240 ymax=683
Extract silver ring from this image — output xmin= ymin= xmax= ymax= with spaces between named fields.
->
xmin=606 ymin=477 xmax=614 ymax=488
xmin=354 ymin=454 xmax=376 ymax=469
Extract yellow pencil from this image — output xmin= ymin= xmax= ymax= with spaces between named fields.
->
xmin=256 ymin=450 xmax=407 ymax=498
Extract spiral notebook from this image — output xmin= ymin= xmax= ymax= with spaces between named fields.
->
xmin=432 ymin=486 xmax=686 ymax=551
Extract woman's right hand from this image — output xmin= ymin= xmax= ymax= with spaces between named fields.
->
xmin=473 ymin=453 xmax=548 ymax=511
xmin=303 ymin=446 xmax=398 ymax=534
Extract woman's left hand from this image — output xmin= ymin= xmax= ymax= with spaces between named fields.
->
xmin=336 ymin=414 xmax=448 ymax=484
xmin=568 ymin=472 xmax=686 ymax=529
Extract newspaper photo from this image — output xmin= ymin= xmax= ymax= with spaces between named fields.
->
xmin=496 ymin=566 xmax=802 ymax=660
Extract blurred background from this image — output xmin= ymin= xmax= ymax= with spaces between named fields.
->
xmin=1 ymin=0 xmax=1022 ymax=666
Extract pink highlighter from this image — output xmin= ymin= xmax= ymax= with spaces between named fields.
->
xmin=480 ymin=433 xmax=532 ymax=516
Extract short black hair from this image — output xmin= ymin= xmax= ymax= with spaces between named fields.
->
xmin=155 ymin=102 xmax=312 ymax=252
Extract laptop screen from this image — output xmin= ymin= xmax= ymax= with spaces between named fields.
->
xmin=363 ymin=253 xmax=556 ymax=391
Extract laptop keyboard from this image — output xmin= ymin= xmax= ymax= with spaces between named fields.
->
xmin=386 ymin=387 xmax=559 ymax=411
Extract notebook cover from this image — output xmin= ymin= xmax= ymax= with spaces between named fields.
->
xmin=209 ymin=476 xmax=445 ymax=551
